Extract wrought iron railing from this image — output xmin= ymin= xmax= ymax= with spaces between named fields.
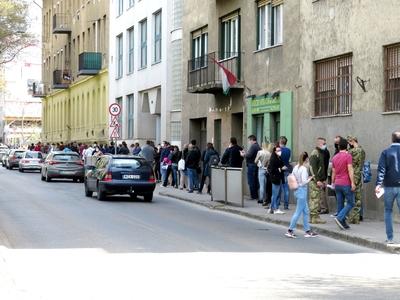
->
xmin=53 ymin=69 xmax=71 ymax=88
xmin=52 ymin=13 xmax=71 ymax=33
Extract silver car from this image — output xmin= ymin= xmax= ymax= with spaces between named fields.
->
xmin=0 ymin=145 xmax=9 ymax=161
xmin=41 ymin=151 xmax=84 ymax=182
xmin=19 ymin=151 xmax=44 ymax=172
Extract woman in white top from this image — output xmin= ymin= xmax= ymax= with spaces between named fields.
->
xmin=254 ymin=143 xmax=271 ymax=204
xmin=285 ymin=152 xmax=318 ymax=238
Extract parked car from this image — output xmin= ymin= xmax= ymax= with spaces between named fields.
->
xmin=5 ymin=149 xmax=26 ymax=170
xmin=1 ymin=149 xmax=10 ymax=167
xmin=41 ymin=151 xmax=84 ymax=182
xmin=84 ymin=155 xmax=156 ymax=201
xmin=19 ymin=151 xmax=44 ymax=172
xmin=0 ymin=145 xmax=9 ymax=161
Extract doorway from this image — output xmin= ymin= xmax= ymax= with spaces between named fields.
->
xmin=270 ymin=112 xmax=280 ymax=143
xmin=231 ymin=112 xmax=243 ymax=147
xmin=189 ymin=118 xmax=207 ymax=150
xmin=214 ymin=119 xmax=221 ymax=154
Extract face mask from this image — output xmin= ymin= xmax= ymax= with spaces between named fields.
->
xmin=349 ymin=144 xmax=354 ymax=149
xmin=320 ymin=145 xmax=327 ymax=150
xmin=276 ymin=151 xmax=282 ymax=156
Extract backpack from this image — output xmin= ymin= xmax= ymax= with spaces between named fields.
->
xmin=287 ymin=173 xmax=299 ymax=190
xmin=362 ymin=160 xmax=372 ymax=183
xmin=208 ymin=153 xmax=220 ymax=167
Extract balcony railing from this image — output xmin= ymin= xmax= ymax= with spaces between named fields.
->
xmin=32 ymin=82 xmax=49 ymax=98
xmin=187 ymin=52 xmax=242 ymax=94
xmin=52 ymin=13 xmax=71 ymax=34
xmin=78 ymin=52 xmax=102 ymax=76
xmin=53 ymin=69 xmax=71 ymax=89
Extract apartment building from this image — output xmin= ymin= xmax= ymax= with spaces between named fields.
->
xmin=38 ymin=0 xmax=109 ymax=144
xmin=109 ymin=0 xmax=183 ymax=146
xmin=297 ymin=0 xmax=400 ymax=163
xmin=182 ymin=0 xmax=300 ymax=154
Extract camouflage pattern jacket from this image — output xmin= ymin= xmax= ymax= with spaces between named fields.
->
xmin=309 ymin=148 xmax=326 ymax=182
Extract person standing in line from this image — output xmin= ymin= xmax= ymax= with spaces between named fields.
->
xmin=140 ymin=140 xmax=155 ymax=164
xmin=347 ymin=136 xmax=366 ymax=224
xmin=169 ymin=145 xmax=181 ymax=188
xmin=220 ymin=137 xmax=243 ymax=168
xmin=279 ymin=136 xmax=292 ymax=209
xmin=254 ymin=142 xmax=271 ymax=204
xmin=332 ymin=138 xmax=356 ymax=230
xmin=132 ymin=142 xmax=141 ymax=155
xmin=240 ymin=135 xmax=261 ymax=200
xmin=154 ymin=144 xmax=162 ymax=182
xmin=375 ymin=131 xmax=400 ymax=245
xmin=285 ymin=152 xmax=318 ymax=238
xmin=179 ymin=144 xmax=189 ymax=190
xmin=267 ymin=145 xmax=286 ymax=214
xmin=319 ymin=138 xmax=331 ymax=214
xmin=199 ymin=143 xmax=219 ymax=195
xmin=185 ymin=143 xmax=201 ymax=193
xmin=118 ymin=141 xmax=130 ymax=155
xmin=308 ymin=137 xmax=328 ymax=224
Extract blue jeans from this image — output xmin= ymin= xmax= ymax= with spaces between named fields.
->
xmin=161 ymin=162 xmax=167 ymax=183
xmin=187 ymin=168 xmax=197 ymax=192
xmin=335 ymin=185 xmax=355 ymax=221
xmin=247 ymin=164 xmax=259 ymax=199
xmin=281 ymin=171 xmax=290 ymax=208
xmin=289 ymin=186 xmax=311 ymax=232
xmin=258 ymin=168 xmax=267 ymax=201
xmin=271 ymin=183 xmax=282 ymax=210
xmin=171 ymin=164 xmax=178 ymax=187
xmin=383 ymin=187 xmax=400 ymax=241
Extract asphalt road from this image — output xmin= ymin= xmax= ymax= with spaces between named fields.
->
xmin=0 ymin=166 xmax=399 ymax=300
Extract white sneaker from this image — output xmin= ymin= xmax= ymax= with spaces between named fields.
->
xmin=274 ymin=209 xmax=285 ymax=214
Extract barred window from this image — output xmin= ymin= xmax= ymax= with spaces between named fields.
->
xmin=314 ymin=54 xmax=352 ymax=117
xmin=170 ymin=121 xmax=181 ymax=142
xmin=385 ymin=44 xmax=400 ymax=112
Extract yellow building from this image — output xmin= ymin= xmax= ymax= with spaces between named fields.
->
xmin=37 ymin=0 xmax=109 ymax=144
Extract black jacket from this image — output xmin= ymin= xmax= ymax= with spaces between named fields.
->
xmin=221 ymin=144 xmax=243 ymax=168
xmin=118 ymin=146 xmax=130 ymax=155
xmin=185 ymin=147 xmax=201 ymax=169
xmin=268 ymin=153 xmax=284 ymax=185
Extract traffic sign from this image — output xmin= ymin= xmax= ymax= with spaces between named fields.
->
xmin=109 ymin=116 xmax=120 ymax=128
xmin=110 ymin=127 xmax=120 ymax=138
xmin=109 ymin=103 xmax=121 ymax=116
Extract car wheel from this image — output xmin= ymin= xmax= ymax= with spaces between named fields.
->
xmin=19 ymin=168 xmax=24 ymax=173
xmin=45 ymin=171 xmax=51 ymax=182
xmin=73 ymin=178 xmax=78 ymax=183
xmin=96 ymin=184 xmax=106 ymax=201
xmin=143 ymin=193 xmax=153 ymax=202
xmin=84 ymin=181 xmax=93 ymax=197
xmin=41 ymin=172 xmax=45 ymax=181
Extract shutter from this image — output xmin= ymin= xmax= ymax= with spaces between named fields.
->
xmin=258 ymin=0 xmax=283 ymax=7
xmin=272 ymin=0 xmax=284 ymax=6
xmin=222 ymin=11 xmax=239 ymax=23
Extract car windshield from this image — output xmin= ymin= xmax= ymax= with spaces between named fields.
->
xmin=15 ymin=151 xmax=25 ymax=158
xmin=112 ymin=158 xmax=141 ymax=169
xmin=53 ymin=154 xmax=80 ymax=161
xmin=26 ymin=152 xmax=43 ymax=159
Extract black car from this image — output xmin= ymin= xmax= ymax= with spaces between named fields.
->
xmin=84 ymin=155 xmax=156 ymax=201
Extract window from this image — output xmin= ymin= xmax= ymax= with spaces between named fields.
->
xmin=127 ymin=94 xmax=134 ymax=139
xmin=140 ymin=19 xmax=147 ymax=68
xmin=221 ymin=13 xmax=239 ymax=59
xmin=257 ymin=0 xmax=283 ymax=50
xmin=170 ymin=121 xmax=181 ymax=142
xmin=154 ymin=11 xmax=162 ymax=63
xmin=127 ymin=27 xmax=134 ymax=73
xmin=117 ymin=0 xmax=124 ymax=16
xmin=314 ymin=54 xmax=353 ymax=117
xmin=385 ymin=44 xmax=400 ymax=112
xmin=116 ymin=34 xmax=123 ymax=78
xmin=116 ymin=97 xmax=123 ymax=137
xmin=191 ymin=27 xmax=208 ymax=69
xmin=129 ymin=0 xmax=134 ymax=8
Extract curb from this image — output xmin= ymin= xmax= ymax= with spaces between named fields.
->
xmin=158 ymin=191 xmax=400 ymax=254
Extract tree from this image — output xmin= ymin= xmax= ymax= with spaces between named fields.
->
xmin=0 ymin=0 xmax=36 ymax=65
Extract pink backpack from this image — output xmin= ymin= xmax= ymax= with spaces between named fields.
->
xmin=288 ymin=173 xmax=299 ymax=190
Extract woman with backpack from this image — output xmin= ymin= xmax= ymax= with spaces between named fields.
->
xmin=198 ymin=143 xmax=219 ymax=194
xmin=268 ymin=145 xmax=286 ymax=214
xmin=285 ymin=152 xmax=318 ymax=238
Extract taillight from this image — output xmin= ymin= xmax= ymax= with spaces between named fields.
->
xmin=10 ymin=155 xmax=15 ymax=160
xmin=48 ymin=161 xmax=60 ymax=165
xmin=77 ymin=161 xmax=84 ymax=166
xmin=148 ymin=174 xmax=156 ymax=183
xmin=103 ymin=172 xmax=112 ymax=182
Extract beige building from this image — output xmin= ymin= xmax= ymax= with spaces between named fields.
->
xmin=182 ymin=0 xmax=300 ymax=154
xmin=38 ymin=0 xmax=109 ymax=144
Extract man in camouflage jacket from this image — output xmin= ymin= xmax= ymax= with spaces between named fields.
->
xmin=347 ymin=136 xmax=366 ymax=223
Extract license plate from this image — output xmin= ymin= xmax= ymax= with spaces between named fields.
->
xmin=61 ymin=171 xmax=75 ymax=175
xmin=123 ymin=174 xmax=140 ymax=179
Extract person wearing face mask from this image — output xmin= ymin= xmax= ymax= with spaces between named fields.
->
xmin=267 ymin=145 xmax=286 ymax=214
xmin=347 ymin=136 xmax=366 ymax=223
xmin=308 ymin=137 xmax=328 ymax=224
xmin=319 ymin=137 xmax=331 ymax=214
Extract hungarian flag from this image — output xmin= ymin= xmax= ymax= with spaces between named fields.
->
xmin=211 ymin=58 xmax=237 ymax=95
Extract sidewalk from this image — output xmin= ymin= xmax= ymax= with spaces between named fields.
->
xmin=157 ymin=185 xmax=400 ymax=253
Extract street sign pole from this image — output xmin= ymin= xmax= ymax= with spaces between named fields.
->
xmin=109 ymin=103 xmax=122 ymax=155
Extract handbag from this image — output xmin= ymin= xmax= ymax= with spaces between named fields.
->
xmin=178 ymin=159 xmax=185 ymax=171
xmin=288 ymin=173 xmax=299 ymax=190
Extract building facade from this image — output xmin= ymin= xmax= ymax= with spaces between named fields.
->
xmin=40 ymin=0 xmax=109 ymax=144
xmin=297 ymin=0 xmax=400 ymax=164
xmin=182 ymin=0 xmax=300 ymax=154
xmin=109 ymin=0 xmax=183 ymax=147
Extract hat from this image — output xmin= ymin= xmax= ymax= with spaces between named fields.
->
xmin=347 ymin=135 xmax=358 ymax=142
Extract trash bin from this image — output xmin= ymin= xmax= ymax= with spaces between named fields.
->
xmin=211 ymin=166 xmax=244 ymax=207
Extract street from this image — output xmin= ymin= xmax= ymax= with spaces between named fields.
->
xmin=0 ymin=167 xmax=399 ymax=300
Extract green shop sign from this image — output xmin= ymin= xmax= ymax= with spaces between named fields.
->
xmin=249 ymin=96 xmax=280 ymax=114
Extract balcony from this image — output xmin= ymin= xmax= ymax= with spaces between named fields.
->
xmin=52 ymin=13 xmax=71 ymax=34
xmin=78 ymin=52 xmax=102 ymax=76
xmin=32 ymin=82 xmax=49 ymax=98
xmin=52 ymin=69 xmax=71 ymax=89
xmin=187 ymin=52 xmax=243 ymax=94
